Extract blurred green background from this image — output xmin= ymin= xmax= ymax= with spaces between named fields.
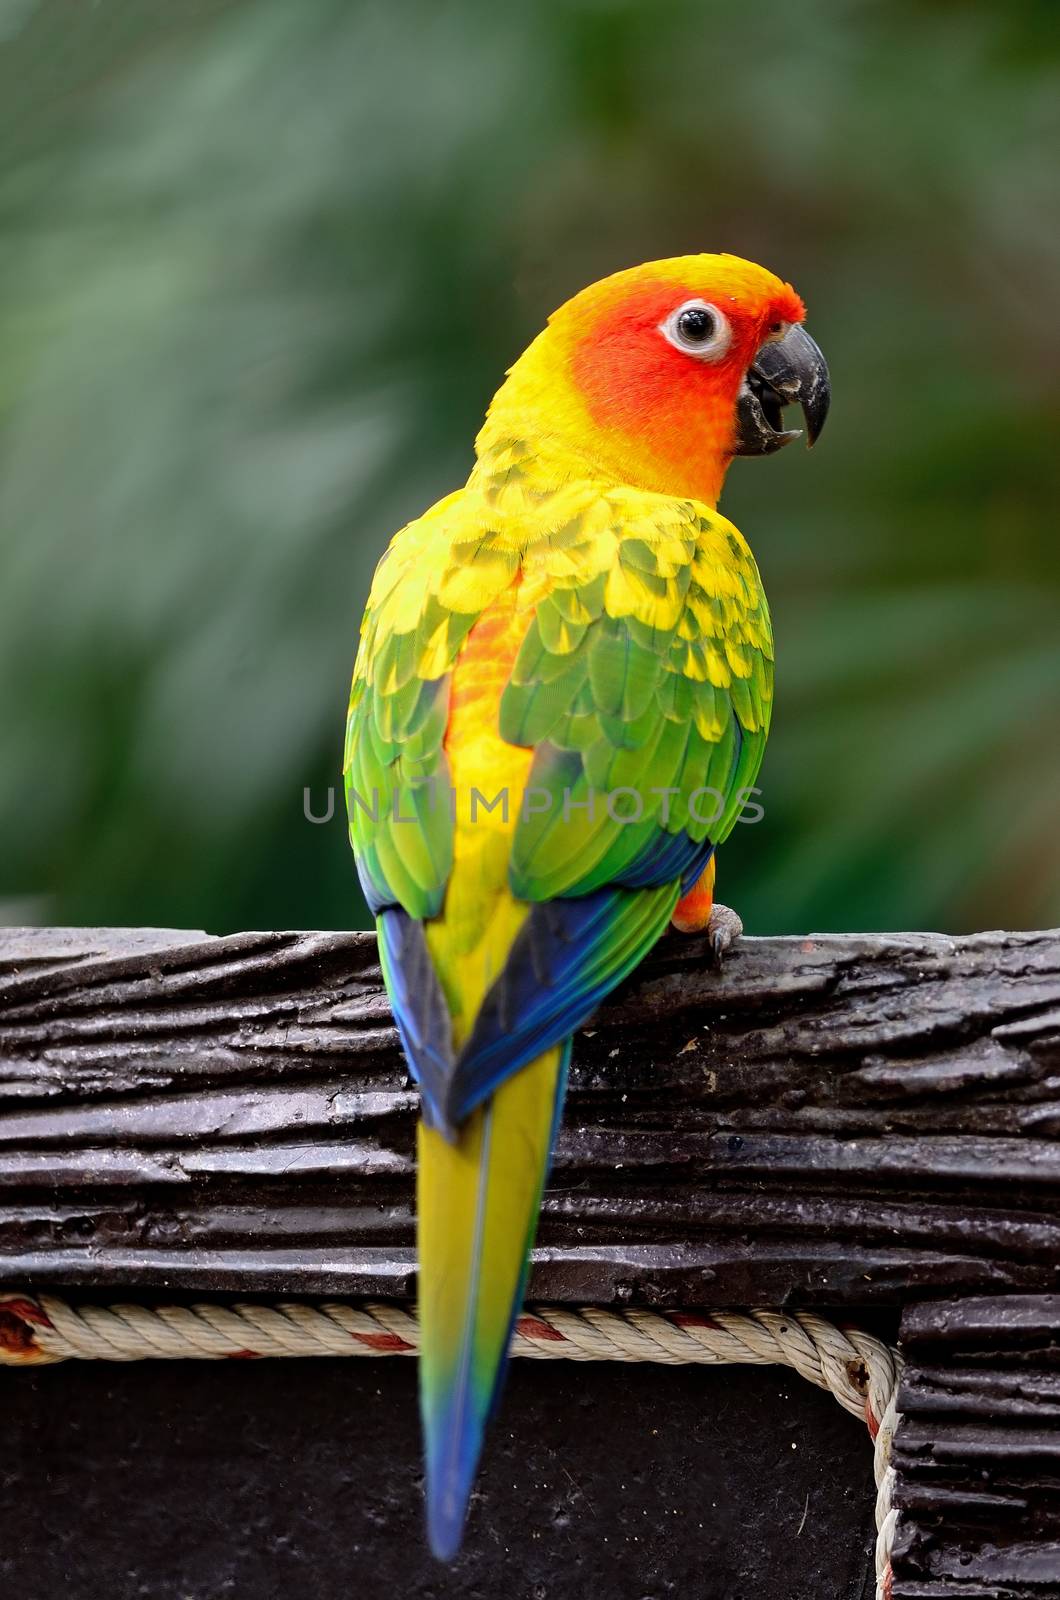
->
xmin=1 ymin=0 xmax=1057 ymax=937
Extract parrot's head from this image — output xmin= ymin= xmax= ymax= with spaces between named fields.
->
xmin=482 ymin=253 xmax=829 ymax=506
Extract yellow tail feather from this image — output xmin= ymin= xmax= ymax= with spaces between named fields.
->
xmin=417 ymin=1043 xmax=567 ymax=1559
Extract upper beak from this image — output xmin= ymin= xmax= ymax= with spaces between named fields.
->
xmin=733 ymin=323 xmax=831 ymax=456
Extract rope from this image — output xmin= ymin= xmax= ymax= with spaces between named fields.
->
xmin=0 ymin=1294 xmax=901 ymax=1596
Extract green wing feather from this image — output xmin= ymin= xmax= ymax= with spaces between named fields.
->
xmin=503 ymin=500 xmax=774 ymax=902
xmin=344 ymin=491 xmax=518 ymax=918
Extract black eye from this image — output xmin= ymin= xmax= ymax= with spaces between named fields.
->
xmin=661 ymin=300 xmax=731 ymax=359
xmin=676 ymin=306 xmax=716 ymax=344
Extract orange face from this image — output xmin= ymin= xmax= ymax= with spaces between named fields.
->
xmin=552 ymin=255 xmax=814 ymax=504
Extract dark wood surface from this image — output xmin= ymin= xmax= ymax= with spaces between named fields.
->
xmin=3 ymin=925 xmax=1059 ymax=1595
xmin=892 ymin=1294 xmax=1060 ymax=1598
xmin=1 ymin=925 xmax=1058 ymax=1306
xmin=1 ymin=1353 xmax=878 ymax=1600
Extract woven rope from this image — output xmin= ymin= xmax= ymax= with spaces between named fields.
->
xmin=0 ymin=1294 xmax=901 ymax=1597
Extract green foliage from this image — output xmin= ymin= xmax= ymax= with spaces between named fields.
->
xmin=1 ymin=0 xmax=1057 ymax=933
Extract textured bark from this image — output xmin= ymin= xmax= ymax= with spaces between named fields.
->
xmin=892 ymin=1295 xmax=1060 ymax=1598
xmin=2 ymin=924 xmax=1058 ymax=1307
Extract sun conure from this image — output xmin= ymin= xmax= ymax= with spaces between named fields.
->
xmin=344 ymin=253 xmax=830 ymax=1558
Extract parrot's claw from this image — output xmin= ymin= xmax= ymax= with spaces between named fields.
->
xmin=705 ymin=903 xmax=743 ymax=967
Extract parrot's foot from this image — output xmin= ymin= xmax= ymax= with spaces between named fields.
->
xmin=670 ymin=858 xmax=740 ymax=964
xmin=705 ymin=902 xmax=743 ymax=967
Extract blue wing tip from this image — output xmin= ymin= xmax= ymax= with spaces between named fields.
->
xmin=427 ymin=1496 xmax=469 ymax=1563
xmin=425 ymin=1436 xmax=479 ymax=1562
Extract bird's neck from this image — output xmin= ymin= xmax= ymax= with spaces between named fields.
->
xmin=470 ymin=338 xmax=731 ymax=509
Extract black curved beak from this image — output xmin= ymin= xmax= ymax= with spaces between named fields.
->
xmin=734 ymin=324 xmax=830 ymax=456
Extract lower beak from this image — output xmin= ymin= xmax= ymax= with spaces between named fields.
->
xmin=733 ymin=324 xmax=831 ymax=455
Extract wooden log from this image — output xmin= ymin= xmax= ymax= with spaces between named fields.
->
xmin=1 ymin=925 xmax=1058 ymax=1305
xmin=892 ymin=1294 xmax=1060 ymax=1598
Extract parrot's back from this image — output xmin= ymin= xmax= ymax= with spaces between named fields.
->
xmin=345 ymin=462 xmax=773 ymax=1555
xmin=413 ymin=558 xmax=569 ymax=1559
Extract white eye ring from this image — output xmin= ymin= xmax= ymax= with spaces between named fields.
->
xmin=660 ymin=299 xmax=732 ymax=361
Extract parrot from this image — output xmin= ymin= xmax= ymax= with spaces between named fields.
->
xmin=343 ymin=253 xmax=829 ymax=1559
